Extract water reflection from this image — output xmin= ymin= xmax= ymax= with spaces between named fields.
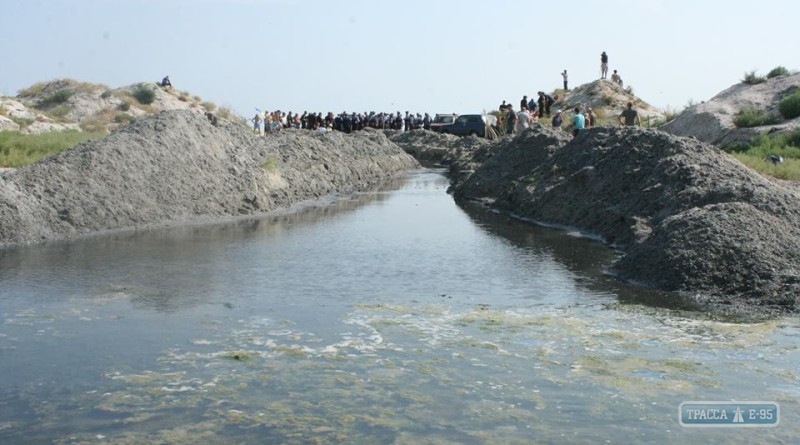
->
xmin=458 ymin=200 xmax=702 ymax=312
xmin=0 ymin=175 xmax=405 ymax=312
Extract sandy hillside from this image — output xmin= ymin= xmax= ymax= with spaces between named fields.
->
xmin=661 ymin=72 xmax=800 ymax=147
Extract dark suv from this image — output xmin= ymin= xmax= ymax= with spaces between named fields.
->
xmin=439 ymin=114 xmax=497 ymax=137
xmin=429 ymin=114 xmax=457 ymax=133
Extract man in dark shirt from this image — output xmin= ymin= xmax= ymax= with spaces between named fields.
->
xmin=618 ymin=102 xmax=641 ymax=126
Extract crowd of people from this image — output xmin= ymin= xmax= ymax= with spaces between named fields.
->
xmin=250 ymin=110 xmax=435 ymax=135
xmin=494 ymin=50 xmax=638 ymax=138
xmin=248 ymin=50 xmax=637 ymax=139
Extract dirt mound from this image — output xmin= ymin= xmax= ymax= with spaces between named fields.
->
xmin=2 ymin=78 xmax=234 ymax=134
xmin=450 ymin=126 xmax=571 ymax=199
xmin=388 ymin=129 xmax=491 ymax=165
xmin=450 ymin=126 xmax=800 ymax=316
xmin=661 ymin=73 xmax=800 ymax=147
xmin=555 ymin=80 xmax=665 ymax=125
xmin=0 ymin=110 xmax=418 ymax=246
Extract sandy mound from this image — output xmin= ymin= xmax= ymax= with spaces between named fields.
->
xmin=388 ymin=129 xmax=491 ymax=165
xmin=1 ymin=78 xmax=234 ymax=134
xmin=0 ymin=110 xmax=418 ymax=246
xmin=661 ymin=73 xmax=800 ymax=147
xmin=555 ymin=79 xmax=665 ymax=124
xmin=450 ymin=126 xmax=800 ymax=316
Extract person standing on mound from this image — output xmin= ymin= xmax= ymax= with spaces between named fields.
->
xmin=618 ymin=102 xmax=641 ymax=126
xmin=572 ymin=107 xmax=585 ymax=137
xmin=600 ymin=52 xmax=608 ymax=79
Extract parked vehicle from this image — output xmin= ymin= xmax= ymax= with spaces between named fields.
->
xmin=429 ymin=114 xmax=457 ymax=133
xmin=438 ymin=114 xmax=497 ymax=137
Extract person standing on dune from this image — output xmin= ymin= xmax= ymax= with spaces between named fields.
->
xmin=600 ymin=51 xmax=609 ymax=79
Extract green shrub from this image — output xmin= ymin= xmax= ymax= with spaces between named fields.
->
xmin=118 ymin=101 xmax=131 ymax=111
xmin=202 ymin=102 xmax=216 ymax=112
xmin=113 ymin=113 xmax=135 ymax=124
xmin=100 ymin=90 xmax=113 ymax=99
xmin=778 ymin=89 xmax=800 ymax=119
xmin=39 ymin=90 xmax=73 ymax=107
xmin=742 ymin=70 xmax=766 ymax=85
xmin=735 ymin=132 xmax=800 ymax=157
xmin=132 ymin=87 xmax=156 ymax=105
xmin=767 ymin=66 xmax=790 ymax=78
xmin=785 ymin=129 xmax=800 ymax=148
xmin=733 ymin=107 xmax=780 ymax=128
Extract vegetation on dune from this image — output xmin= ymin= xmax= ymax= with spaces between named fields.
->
xmin=728 ymin=130 xmax=800 ymax=180
xmin=732 ymin=154 xmax=800 ymax=180
xmin=778 ymin=88 xmax=800 ymax=120
xmin=131 ymin=87 xmax=156 ymax=105
xmin=0 ymin=131 xmax=105 ymax=168
xmin=39 ymin=89 xmax=74 ymax=108
xmin=767 ymin=66 xmax=790 ymax=79
xmin=0 ymin=78 xmax=239 ymax=168
xmin=742 ymin=70 xmax=767 ymax=85
xmin=733 ymin=107 xmax=780 ymax=128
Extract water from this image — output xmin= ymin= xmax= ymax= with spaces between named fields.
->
xmin=0 ymin=170 xmax=798 ymax=444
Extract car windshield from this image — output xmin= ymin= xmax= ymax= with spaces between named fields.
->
xmin=433 ymin=115 xmax=455 ymax=124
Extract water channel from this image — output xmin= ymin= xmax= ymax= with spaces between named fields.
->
xmin=1 ymin=169 xmax=798 ymax=444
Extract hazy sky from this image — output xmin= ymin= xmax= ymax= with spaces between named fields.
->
xmin=1 ymin=0 xmax=797 ymax=118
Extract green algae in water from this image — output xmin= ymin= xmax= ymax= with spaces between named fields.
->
xmin=6 ymin=302 xmax=800 ymax=444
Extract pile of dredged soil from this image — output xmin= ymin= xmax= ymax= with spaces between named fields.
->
xmin=447 ymin=125 xmax=800 ymax=316
xmin=0 ymin=110 xmax=418 ymax=247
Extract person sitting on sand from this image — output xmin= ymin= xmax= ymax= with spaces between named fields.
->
xmin=161 ymin=76 xmax=172 ymax=88
xmin=611 ymin=70 xmax=621 ymax=86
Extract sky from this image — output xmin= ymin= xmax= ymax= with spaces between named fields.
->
xmin=1 ymin=0 xmax=798 ymax=118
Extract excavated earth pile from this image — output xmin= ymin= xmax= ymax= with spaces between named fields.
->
xmin=0 ymin=110 xmax=418 ymax=246
xmin=450 ymin=125 xmax=800 ymax=316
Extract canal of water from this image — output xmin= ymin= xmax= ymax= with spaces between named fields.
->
xmin=0 ymin=170 xmax=798 ymax=444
